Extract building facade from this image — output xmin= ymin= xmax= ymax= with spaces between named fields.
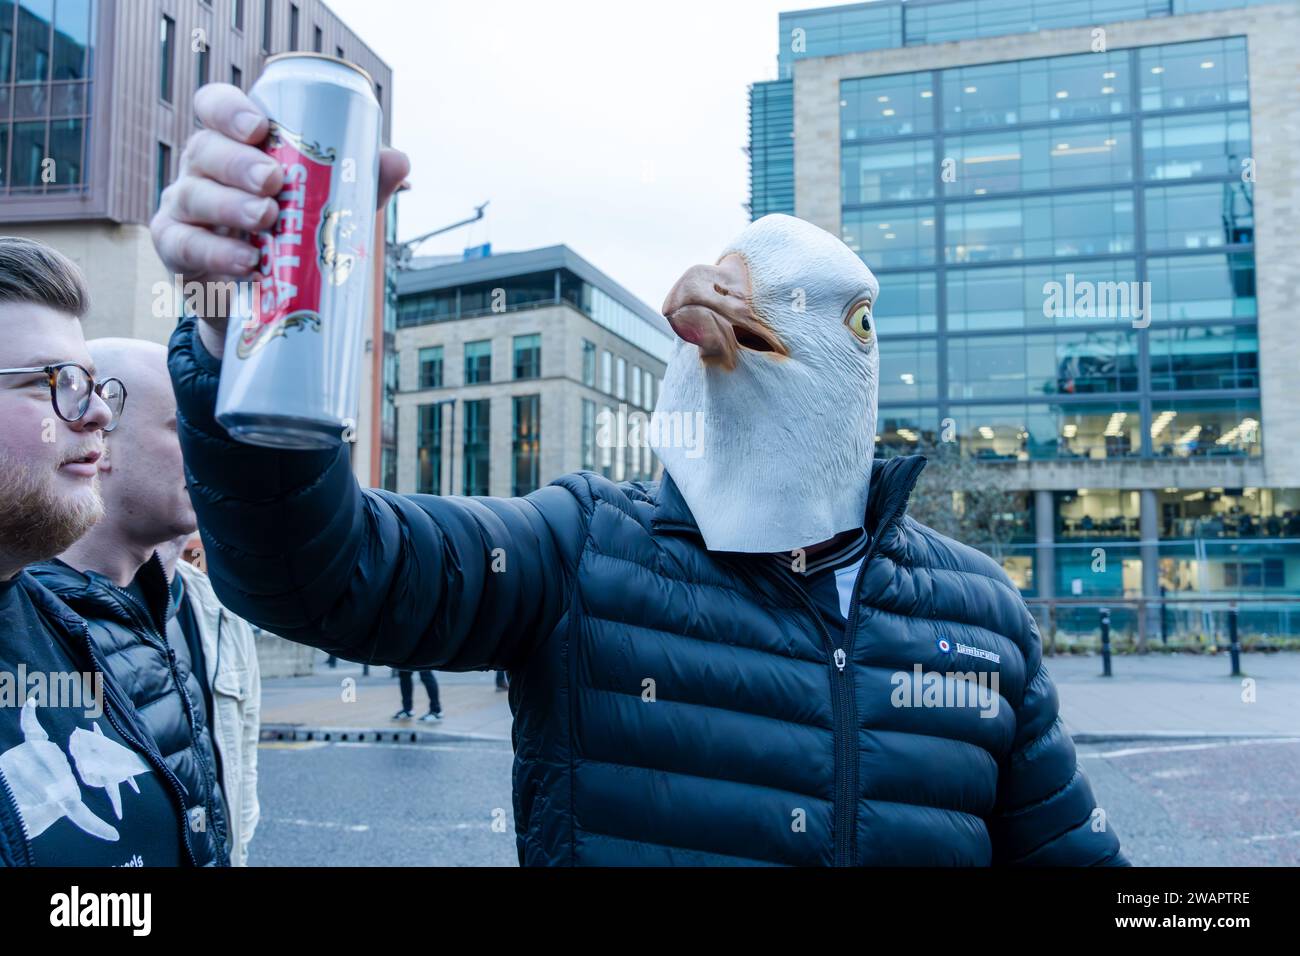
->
xmin=750 ymin=0 xmax=1300 ymax=639
xmin=393 ymin=246 xmax=672 ymax=499
xmin=0 ymin=0 xmax=395 ymax=487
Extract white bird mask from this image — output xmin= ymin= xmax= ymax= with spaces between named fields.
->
xmin=650 ymin=214 xmax=881 ymax=554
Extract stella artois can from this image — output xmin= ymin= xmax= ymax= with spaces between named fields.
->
xmin=215 ymin=52 xmax=383 ymax=449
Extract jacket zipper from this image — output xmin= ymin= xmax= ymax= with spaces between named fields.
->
xmin=0 ymin=769 xmax=35 ymax=866
xmin=104 ymin=576 xmax=228 ymax=860
xmin=746 ymin=502 xmax=914 ymax=866
xmin=76 ymin=618 xmax=200 ymax=867
xmin=753 ymin=555 xmax=869 ymax=867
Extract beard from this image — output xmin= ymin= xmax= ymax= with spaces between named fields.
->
xmin=0 ymin=451 xmax=104 ymax=569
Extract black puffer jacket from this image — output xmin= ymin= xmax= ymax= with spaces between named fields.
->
xmin=32 ymin=554 xmax=229 ymax=866
xmin=170 ymin=315 xmax=1127 ymax=866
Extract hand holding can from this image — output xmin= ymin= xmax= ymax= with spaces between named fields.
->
xmin=149 ymin=78 xmax=409 ymax=377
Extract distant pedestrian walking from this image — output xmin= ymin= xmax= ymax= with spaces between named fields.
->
xmin=393 ymin=670 xmax=441 ymax=722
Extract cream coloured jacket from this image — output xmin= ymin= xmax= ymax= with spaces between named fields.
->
xmin=175 ymin=560 xmax=261 ymax=866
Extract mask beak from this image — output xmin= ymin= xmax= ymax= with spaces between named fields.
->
xmin=665 ymin=304 xmax=740 ymax=371
xmin=662 ymin=256 xmax=786 ymax=372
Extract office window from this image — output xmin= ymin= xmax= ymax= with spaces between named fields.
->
xmin=601 ymin=350 xmax=612 ymax=393
xmin=463 ymin=399 xmax=491 ymax=495
xmin=1145 ymin=182 xmax=1253 ymax=251
xmin=1147 ymin=253 xmax=1255 ymax=322
xmin=842 ymin=139 xmax=934 ymax=205
xmin=196 ymin=42 xmax=209 ymax=89
xmin=942 ymin=50 xmax=1131 ymax=131
xmin=581 ymin=399 xmax=596 ymax=469
xmin=47 ymin=119 xmax=85 ymax=189
xmin=512 ymin=395 xmax=541 ymax=496
xmin=232 ymin=0 xmax=245 ymax=31
xmin=313 ymin=25 xmax=322 ymax=52
xmin=335 ymin=45 xmax=345 ymax=59
xmin=1139 ymin=38 xmax=1249 ymax=112
xmin=417 ymin=404 xmax=443 ymax=495
xmin=615 ymin=357 xmax=626 ymax=400
xmin=464 ymin=340 xmax=491 ymax=384
xmin=942 ymin=122 xmax=1133 ymax=198
xmin=418 ymin=346 xmax=443 ymax=389
xmin=1142 ymin=109 xmax=1250 ymax=181
xmin=7 ymin=0 xmax=88 ymax=87
xmin=644 ymin=373 xmax=655 ymax=410
xmin=159 ymin=15 xmax=175 ymax=103
xmin=878 ymin=338 xmax=939 ymax=403
xmin=950 ymin=403 xmax=1138 ymax=461
xmin=876 ymin=408 xmax=931 ymax=456
xmin=841 ymin=71 xmax=934 ymax=140
xmin=631 ymin=366 xmax=641 ymax=407
xmin=10 ymin=123 xmax=42 ymax=187
xmin=261 ymin=0 xmax=273 ymax=53
xmin=872 ymin=272 xmax=937 ymax=334
xmin=600 ymin=405 xmax=614 ymax=477
xmin=513 ymin=333 xmax=541 ymax=380
xmin=842 ymin=206 xmax=936 ymax=269
xmin=397 ymin=289 xmax=456 ymax=327
xmin=1150 ymin=399 xmax=1260 ymax=458
xmin=1149 ymin=324 xmax=1257 ymax=391
xmin=946 ymin=259 xmax=1140 ymax=332
xmin=581 ymin=339 xmax=596 ymax=387
xmin=288 ymin=3 xmax=299 ymax=50
xmin=231 ymin=65 xmax=243 ymax=88
xmin=155 ymin=142 xmax=172 ymax=212
xmin=944 ymin=191 xmax=1135 ymax=264
xmin=946 ymin=330 xmax=1137 ymax=400
xmin=376 ymin=82 xmax=383 ymax=109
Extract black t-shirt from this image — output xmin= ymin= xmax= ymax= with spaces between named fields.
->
xmin=0 ymin=575 xmax=184 ymax=867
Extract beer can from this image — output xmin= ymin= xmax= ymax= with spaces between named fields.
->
xmin=215 ymin=52 xmax=382 ymax=449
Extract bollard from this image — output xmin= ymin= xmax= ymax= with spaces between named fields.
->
xmin=1099 ymin=607 xmax=1112 ymax=677
xmin=1228 ymin=605 xmax=1242 ymax=677
xmin=1160 ymin=585 xmax=1168 ymax=645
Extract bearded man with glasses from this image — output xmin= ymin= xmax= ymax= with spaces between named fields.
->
xmin=0 ymin=236 xmax=197 ymax=868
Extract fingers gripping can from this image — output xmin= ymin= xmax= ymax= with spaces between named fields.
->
xmin=215 ymin=53 xmax=382 ymax=449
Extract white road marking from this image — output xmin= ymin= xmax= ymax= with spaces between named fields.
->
xmin=1079 ymin=737 xmax=1300 ymax=759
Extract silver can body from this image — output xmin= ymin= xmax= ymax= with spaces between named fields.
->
xmin=215 ymin=53 xmax=382 ymax=449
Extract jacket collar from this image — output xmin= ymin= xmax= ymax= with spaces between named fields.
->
xmin=650 ymin=454 xmax=929 ymax=547
xmin=31 ymin=551 xmax=174 ymax=635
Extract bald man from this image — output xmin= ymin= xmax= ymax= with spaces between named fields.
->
xmin=33 ymin=339 xmax=232 ymax=866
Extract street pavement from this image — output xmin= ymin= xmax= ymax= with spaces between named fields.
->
xmin=260 ymin=650 xmax=1300 ymax=744
xmin=250 ymin=734 xmax=1300 ymax=866
xmin=249 ymin=650 xmax=1300 ymax=865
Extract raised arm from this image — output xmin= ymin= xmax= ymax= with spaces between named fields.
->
xmin=156 ymin=84 xmax=584 ymax=670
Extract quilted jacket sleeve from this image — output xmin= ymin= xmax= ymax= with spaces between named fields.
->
xmin=988 ymin=614 xmax=1130 ymax=866
xmin=167 ymin=316 xmax=585 ymax=671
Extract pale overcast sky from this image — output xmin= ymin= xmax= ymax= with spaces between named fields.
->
xmin=324 ymin=0 xmax=818 ymax=311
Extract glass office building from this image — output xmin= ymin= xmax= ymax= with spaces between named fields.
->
xmin=750 ymin=0 xmax=1300 ymax=642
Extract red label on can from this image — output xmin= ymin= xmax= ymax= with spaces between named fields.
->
xmin=239 ymin=123 xmax=358 ymax=359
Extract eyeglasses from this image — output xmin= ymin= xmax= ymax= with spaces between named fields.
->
xmin=0 ymin=363 xmax=128 ymax=432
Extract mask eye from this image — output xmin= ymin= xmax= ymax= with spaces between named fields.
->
xmin=846 ymin=300 xmax=874 ymax=345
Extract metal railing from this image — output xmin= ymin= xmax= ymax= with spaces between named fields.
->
xmin=1025 ymin=595 xmax=1300 ymax=661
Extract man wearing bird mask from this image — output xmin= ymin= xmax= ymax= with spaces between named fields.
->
xmin=153 ymin=83 xmax=1127 ymax=867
